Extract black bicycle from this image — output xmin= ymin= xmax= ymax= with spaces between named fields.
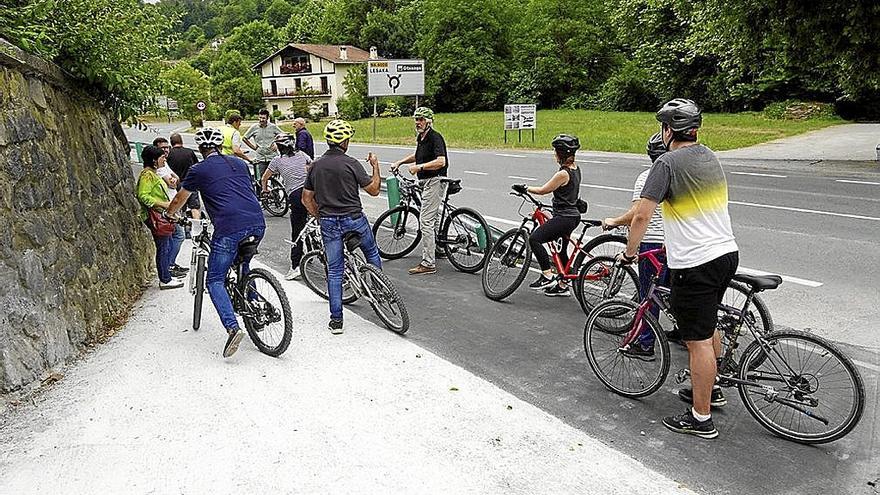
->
xmin=372 ymin=170 xmax=492 ymax=273
xmin=250 ymin=159 xmax=288 ymax=217
xmin=186 ymin=218 xmax=292 ymax=356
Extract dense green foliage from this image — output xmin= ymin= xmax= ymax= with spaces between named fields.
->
xmin=3 ymin=0 xmax=878 ymax=120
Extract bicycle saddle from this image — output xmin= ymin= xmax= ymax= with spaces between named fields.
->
xmin=440 ymin=178 xmax=462 ymax=195
xmin=343 ymin=232 xmax=362 ymax=252
xmin=234 ymin=236 xmax=260 ymax=264
xmin=580 ymin=219 xmax=602 ymax=228
xmin=732 ymin=273 xmax=782 ymax=292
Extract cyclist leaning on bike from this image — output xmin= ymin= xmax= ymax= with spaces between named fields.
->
xmin=390 ymin=107 xmax=449 ymax=275
xmin=302 ymin=119 xmax=383 ymax=335
xmin=622 ymin=98 xmax=739 ymax=439
xmin=166 ymin=127 xmax=266 ymax=358
xmin=244 ymin=108 xmax=283 ymax=179
xmin=513 ymin=134 xmax=582 ymax=297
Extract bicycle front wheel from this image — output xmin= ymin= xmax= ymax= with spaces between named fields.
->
xmin=192 ymin=255 xmax=206 ymax=331
xmin=574 ymin=255 xmax=640 ymax=318
xmin=372 ymin=205 xmax=421 ymax=260
xmin=583 ymin=233 xmax=628 ymax=259
xmin=241 ymin=268 xmax=293 ymax=357
xmin=359 ymin=264 xmax=409 ymax=334
xmin=737 ymin=330 xmax=865 ymax=444
xmin=584 ymin=299 xmax=670 ymax=398
xmin=262 ymin=178 xmax=289 ymax=217
xmin=299 ymin=250 xmax=358 ymax=304
xmin=442 ymin=207 xmax=492 ymax=273
xmin=481 ymin=228 xmax=531 ymax=301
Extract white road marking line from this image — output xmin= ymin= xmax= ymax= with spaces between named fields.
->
xmin=464 ymin=170 xmax=488 ymax=176
xmin=463 ymin=187 xmax=485 ymax=192
xmin=580 ymin=183 xmax=631 ymax=192
xmin=450 ymin=150 xmax=475 ymax=154
xmin=497 ymin=153 xmax=527 ymax=158
xmin=508 ymin=175 xmax=537 ymax=181
xmin=730 ymin=201 xmax=880 ymax=222
xmin=836 ymin=179 xmax=880 ymax=186
xmin=851 ymin=359 xmax=880 ymax=373
xmin=482 ymin=215 xmax=522 ymax=227
xmin=576 ymin=159 xmax=610 ymax=164
xmin=730 ymin=172 xmax=787 ymax=178
xmin=737 ymin=266 xmax=823 ymax=288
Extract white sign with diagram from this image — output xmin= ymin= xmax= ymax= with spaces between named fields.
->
xmin=368 ymin=59 xmax=425 ymax=97
xmin=504 ymin=104 xmax=537 ymax=130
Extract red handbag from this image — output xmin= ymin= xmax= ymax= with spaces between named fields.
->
xmin=147 ymin=208 xmax=175 ymax=238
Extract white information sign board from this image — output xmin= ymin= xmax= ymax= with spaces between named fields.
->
xmin=504 ymin=104 xmax=537 ymax=130
xmin=368 ymin=59 xmax=425 ymax=97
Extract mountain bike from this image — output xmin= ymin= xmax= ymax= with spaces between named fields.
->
xmin=186 ymin=217 xmax=293 ymax=356
xmin=372 ymin=169 xmax=492 ymax=273
xmin=583 ymin=252 xmax=864 ymax=444
xmin=298 ymin=217 xmax=358 ymax=304
xmin=480 ymin=187 xmax=636 ymax=301
xmin=301 ymin=230 xmax=409 ymax=334
xmin=249 ymin=158 xmax=288 ymax=217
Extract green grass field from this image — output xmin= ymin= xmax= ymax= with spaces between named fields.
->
xmin=291 ymin=110 xmax=841 ymax=154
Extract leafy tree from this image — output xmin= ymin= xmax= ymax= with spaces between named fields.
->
xmin=159 ymin=62 xmax=212 ymax=124
xmin=284 ymin=0 xmax=325 ymax=43
xmin=210 ymin=49 xmax=253 ymax=85
xmin=224 ymin=20 xmax=284 ymax=66
xmin=0 ymin=0 xmax=172 ymax=118
xmin=336 ymin=65 xmax=368 ymax=119
xmin=417 ymin=0 xmax=516 ymax=111
xmin=214 ymin=76 xmax=263 ymax=117
xmin=359 ymin=4 xmax=420 ymax=59
xmin=264 ymin=0 xmax=296 ymax=28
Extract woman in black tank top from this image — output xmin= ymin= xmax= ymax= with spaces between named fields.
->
xmin=518 ymin=134 xmax=583 ymax=297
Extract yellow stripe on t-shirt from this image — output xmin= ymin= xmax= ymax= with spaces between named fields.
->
xmin=661 ymin=182 xmax=728 ymax=222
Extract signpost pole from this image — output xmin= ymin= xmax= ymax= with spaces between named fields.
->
xmin=518 ymin=129 xmax=522 ymax=143
xmin=415 ymin=95 xmax=419 ymax=109
xmin=372 ymin=97 xmax=378 ymax=143
xmin=532 ymin=129 xmax=535 ymax=143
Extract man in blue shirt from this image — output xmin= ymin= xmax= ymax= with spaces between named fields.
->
xmin=293 ymin=118 xmax=315 ymax=159
xmin=167 ymin=127 xmax=266 ymax=358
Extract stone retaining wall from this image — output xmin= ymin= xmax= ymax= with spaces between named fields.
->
xmin=0 ymin=38 xmax=152 ymax=392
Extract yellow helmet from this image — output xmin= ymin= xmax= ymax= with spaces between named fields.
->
xmin=323 ymin=119 xmax=355 ymax=144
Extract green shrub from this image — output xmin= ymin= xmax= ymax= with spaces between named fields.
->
xmin=224 ymin=109 xmax=242 ymax=122
xmin=380 ymin=100 xmax=402 ymax=118
xmin=336 ymin=95 xmax=365 ymax=121
xmin=591 ymin=61 xmax=659 ymax=112
xmin=272 ymin=109 xmax=282 ymax=120
xmin=764 ymin=100 xmax=836 ymax=120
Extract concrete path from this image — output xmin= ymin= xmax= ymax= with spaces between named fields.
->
xmin=718 ymin=123 xmax=880 ymax=161
xmin=0 ymin=259 xmax=696 ymax=495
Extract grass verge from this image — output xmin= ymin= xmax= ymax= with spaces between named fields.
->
xmin=292 ymin=109 xmax=842 ymax=153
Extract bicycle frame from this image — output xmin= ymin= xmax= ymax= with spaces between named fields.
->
xmin=389 ymin=170 xmax=459 ymax=247
xmin=515 ymin=194 xmax=593 ymax=280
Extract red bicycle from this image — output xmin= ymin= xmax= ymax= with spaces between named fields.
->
xmin=481 ymin=187 xmax=638 ymax=301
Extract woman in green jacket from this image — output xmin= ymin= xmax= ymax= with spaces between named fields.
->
xmin=137 ymin=145 xmax=183 ymax=290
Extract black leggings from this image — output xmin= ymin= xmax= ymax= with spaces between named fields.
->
xmin=288 ymin=188 xmax=308 ymax=268
xmin=529 ymin=215 xmax=580 ymax=271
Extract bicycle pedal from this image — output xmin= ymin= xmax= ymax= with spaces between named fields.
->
xmin=674 ymin=368 xmax=691 ymax=384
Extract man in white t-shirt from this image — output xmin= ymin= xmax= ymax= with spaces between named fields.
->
xmin=622 ymin=99 xmax=738 ymax=440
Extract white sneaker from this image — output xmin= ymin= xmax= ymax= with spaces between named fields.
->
xmin=159 ymin=280 xmax=184 ymax=290
xmin=285 ymin=267 xmax=300 ymax=280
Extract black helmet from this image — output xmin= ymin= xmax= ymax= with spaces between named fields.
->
xmin=551 ymin=134 xmax=580 ymax=154
xmin=646 ymin=132 xmax=667 ymax=162
xmin=656 ymin=98 xmax=702 ymax=132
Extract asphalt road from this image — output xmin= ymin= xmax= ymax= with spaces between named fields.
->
xmin=127 ymin=123 xmax=880 ymax=494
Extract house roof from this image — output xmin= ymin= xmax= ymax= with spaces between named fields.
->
xmin=252 ymin=44 xmax=375 ymax=69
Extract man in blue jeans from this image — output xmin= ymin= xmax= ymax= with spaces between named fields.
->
xmin=302 ymin=119 xmax=382 ymax=334
xmin=166 ymin=127 xmax=266 ymax=358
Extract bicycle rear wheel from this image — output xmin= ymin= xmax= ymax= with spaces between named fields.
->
xmin=372 ymin=205 xmax=421 ymax=260
xmin=262 ymin=178 xmax=289 ymax=217
xmin=574 ymin=255 xmax=640 ymax=318
xmin=442 ymin=207 xmax=492 ymax=273
xmin=584 ymin=299 xmax=670 ymax=398
xmin=191 ymin=255 xmax=206 ymax=331
xmin=737 ymin=330 xmax=864 ymax=444
xmin=299 ymin=250 xmax=358 ymax=304
xmin=481 ymin=228 xmax=531 ymax=301
xmin=583 ymin=233 xmax=627 ymax=259
xmin=241 ymin=268 xmax=293 ymax=357
xmin=359 ymin=264 xmax=409 ymax=334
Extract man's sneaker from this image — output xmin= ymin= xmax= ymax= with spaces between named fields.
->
xmin=172 ymin=264 xmax=189 ymax=273
xmin=529 ymin=274 xmax=555 ymax=290
xmin=159 ymin=280 xmax=184 ymax=290
xmin=329 ymin=319 xmax=344 ymax=335
xmin=662 ymin=409 xmax=719 ymax=439
xmin=543 ymin=284 xmax=570 ymax=297
xmin=408 ymin=263 xmax=437 ymax=275
xmin=285 ymin=267 xmax=300 ymax=280
xmin=435 ymin=249 xmax=448 ymax=259
xmin=170 ymin=266 xmax=188 ymax=278
xmin=678 ymin=387 xmax=728 ymax=408
xmin=620 ymin=343 xmax=656 ymax=361
xmin=223 ymin=327 xmax=244 ymax=358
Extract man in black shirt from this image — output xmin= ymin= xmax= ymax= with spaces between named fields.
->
xmin=391 ymin=107 xmax=449 ymax=275
xmin=303 ymin=119 xmax=382 ymax=334
xmin=166 ymin=133 xmax=202 ymax=220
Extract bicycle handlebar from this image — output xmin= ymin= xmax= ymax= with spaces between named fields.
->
xmin=509 ymin=189 xmax=551 ymax=210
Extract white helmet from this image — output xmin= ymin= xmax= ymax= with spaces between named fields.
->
xmin=194 ymin=127 xmax=224 ymax=147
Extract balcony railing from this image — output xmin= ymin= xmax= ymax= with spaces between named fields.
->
xmin=280 ymin=63 xmax=312 ymax=75
xmin=263 ymin=87 xmax=331 ymax=98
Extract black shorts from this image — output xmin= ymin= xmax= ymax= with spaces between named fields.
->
xmin=669 ymin=251 xmax=739 ymax=341
xmin=185 ymin=191 xmax=201 ymax=210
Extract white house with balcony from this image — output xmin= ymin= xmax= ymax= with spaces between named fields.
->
xmin=253 ymin=44 xmax=378 ymax=117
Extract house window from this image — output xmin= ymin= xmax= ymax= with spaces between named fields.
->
xmin=272 ymin=104 xmax=278 ymax=111
xmin=320 ymin=76 xmax=329 ymax=94
xmin=270 ymin=80 xmax=277 ymax=96
xmin=281 ymin=54 xmax=311 ymax=74
xmin=322 ymin=103 xmax=329 ymax=116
